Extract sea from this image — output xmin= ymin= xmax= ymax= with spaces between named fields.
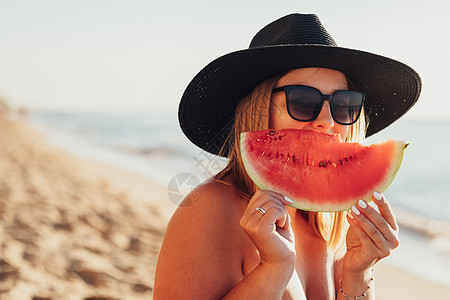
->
xmin=27 ymin=111 xmax=450 ymax=287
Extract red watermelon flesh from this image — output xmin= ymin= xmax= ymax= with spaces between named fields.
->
xmin=240 ymin=129 xmax=408 ymax=212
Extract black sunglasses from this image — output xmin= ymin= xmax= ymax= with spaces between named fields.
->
xmin=272 ymin=85 xmax=365 ymax=125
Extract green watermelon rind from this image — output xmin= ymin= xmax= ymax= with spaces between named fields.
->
xmin=240 ymin=132 xmax=408 ymax=212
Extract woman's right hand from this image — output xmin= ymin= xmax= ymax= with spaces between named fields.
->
xmin=240 ymin=190 xmax=296 ymax=269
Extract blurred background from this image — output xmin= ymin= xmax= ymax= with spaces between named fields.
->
xmin=1 ymin=0 xmax=450 ymax=298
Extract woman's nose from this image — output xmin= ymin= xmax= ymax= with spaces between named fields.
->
xmin=311 ymin=101 xmax=334 ymax=131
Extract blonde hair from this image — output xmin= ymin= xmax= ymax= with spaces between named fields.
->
xmin=215 ymin=74 xmax=367 ymax=258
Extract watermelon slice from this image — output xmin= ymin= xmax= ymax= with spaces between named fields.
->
xmin=240 ymin=129 xmax=408 ymax=212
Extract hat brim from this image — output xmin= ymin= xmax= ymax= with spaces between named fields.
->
xmin=179 ymin=45 xmax=421 ymax=157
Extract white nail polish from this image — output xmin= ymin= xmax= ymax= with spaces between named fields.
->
xmin=374 ymin=192 xmax=382 ymax=201
xmin=352 ymin=205 xmax=360 ymax=215
xmin=284 ymin=195 xmax=294 ymax=203
xmin=358 ymin=199 xmax=367 ymax=209
xmin=347 ymin=211 xmax=354 ymax=219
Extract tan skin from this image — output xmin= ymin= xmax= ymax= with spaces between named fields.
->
xmin=154 ymin=68 xmax=400 ymax=299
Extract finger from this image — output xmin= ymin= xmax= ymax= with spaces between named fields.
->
xmin=251 ymin=190 xmax=293 ymax=206
xmin=250 ymin=196 xmax=285 ymax=216
xmin=275 ymin=210 xmax=288 ymax=229
xmin=276 ymin=216 xmax=294 ymax=242
xmin=248 ymin=193 xmax=288 ymax=217
xmin=346 ymin=213 xmax=379 ymax=251
xmin=372 ymin=192 xmax=399 ymax=231
xmin=251 ymin=204 xmax=275 ymax=225
xmin=262 ymin=206 xmax=290 ymax=229
xmin=273 ymin=207 xmax=292 ymax=230
xmin=262 ymin=190 xmax=293 ymax=205
xmin=244 ymin=207 xmax=287 ymax=237
xmin=245 ymin=201 xmax=289 ymax=230
xmin=243 ymin=191 xmax=292 ymax=232
xmin=356 ymin=200 xmax=399 ymax=244
xmin=283 ymin=211 xmax=292 ymax=230
xmin=350 ymin=206 xmax=389 ymax=251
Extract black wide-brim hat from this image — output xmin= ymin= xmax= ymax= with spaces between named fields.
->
xmin=179 ymin=13 xmax=421 ymax=157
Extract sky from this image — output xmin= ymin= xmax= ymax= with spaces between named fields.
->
xmin=0 ymin=0 xmax=449 ymax=120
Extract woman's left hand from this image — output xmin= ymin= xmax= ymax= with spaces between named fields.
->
xmin=343 ymin=192 xmax=400 ymax=275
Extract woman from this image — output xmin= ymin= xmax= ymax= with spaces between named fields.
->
xmin=154 ymin=14 xmax=421 ymax=299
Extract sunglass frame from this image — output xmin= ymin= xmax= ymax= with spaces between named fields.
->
xmin=272 ymin=85 xmax=365 ymax=125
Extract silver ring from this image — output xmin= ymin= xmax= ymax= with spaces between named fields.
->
xmin=256 ymin=207 xmax=266 ymax=215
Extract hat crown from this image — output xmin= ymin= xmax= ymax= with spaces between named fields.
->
xmin=250 ymin=13 xmax=337 ymax=48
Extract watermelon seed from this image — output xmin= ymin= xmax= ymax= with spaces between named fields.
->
xmin=332 ymin=163 xmax=337 ymax=168
xmin=345 ymin=157 xmax=349 ymax=162
xmin=319 ymin=161 xmax=327 ymax=167
xmin=257 ymin=138 xmax=261 ymax=142
xmin=292 ymin=155 xmax=296 ymax=162
xmin=268 ymin=130 xmax=275 ymax=136
xmin=339 ymin=159 xmax=343 ymax=165
xmin=349 ymin=156 xmax=353 ymax=160
xmin=278 ymin=136 xmax=283 ymax=141
xmin=328 ymin=160 xmax=332 ymax=164
xmin=280 ymin=153 xmax=284 ymax=159
xmin=261 ymin=151 xmax=265 ymax=156
xmin=274 ymin=137 xmax=278 ymax=141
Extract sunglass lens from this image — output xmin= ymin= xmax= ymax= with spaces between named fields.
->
xmin=287 ymin=87 xmax=322 ymax=121
xmin=331 ymin=91 xmax=363 ymax=125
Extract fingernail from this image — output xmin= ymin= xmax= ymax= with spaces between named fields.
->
xmin=358 ymin=199 xmax=367 ymax=209
xmin=347 ymin=211 xmax=354 ymax=219
xmin=374 ymin=192 xmax=382 ymax=201
xmin=352 ymin=205 xmax=360 ymax=216
xmin=284 ymin=195 xmax=294 ymax=203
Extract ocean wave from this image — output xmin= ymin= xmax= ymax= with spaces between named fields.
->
xmin=115 ymin=144 xmax=191 ymax=158
xmin=395 ymin=207 xmax=450 ymax=256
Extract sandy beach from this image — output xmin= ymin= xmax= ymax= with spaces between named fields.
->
xmin=1 ymin=109 xmax=449 ymax=299
xmin=0 ymin=109 xmax=173 ymax=299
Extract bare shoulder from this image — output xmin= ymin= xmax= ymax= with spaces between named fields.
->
xmin=165 ymin=178 xmax=248 ymax=247
xmin=175 ymin=178 xmax=248 ymax=226
xmin=154 ymin=179 xmax=249 ymax=299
